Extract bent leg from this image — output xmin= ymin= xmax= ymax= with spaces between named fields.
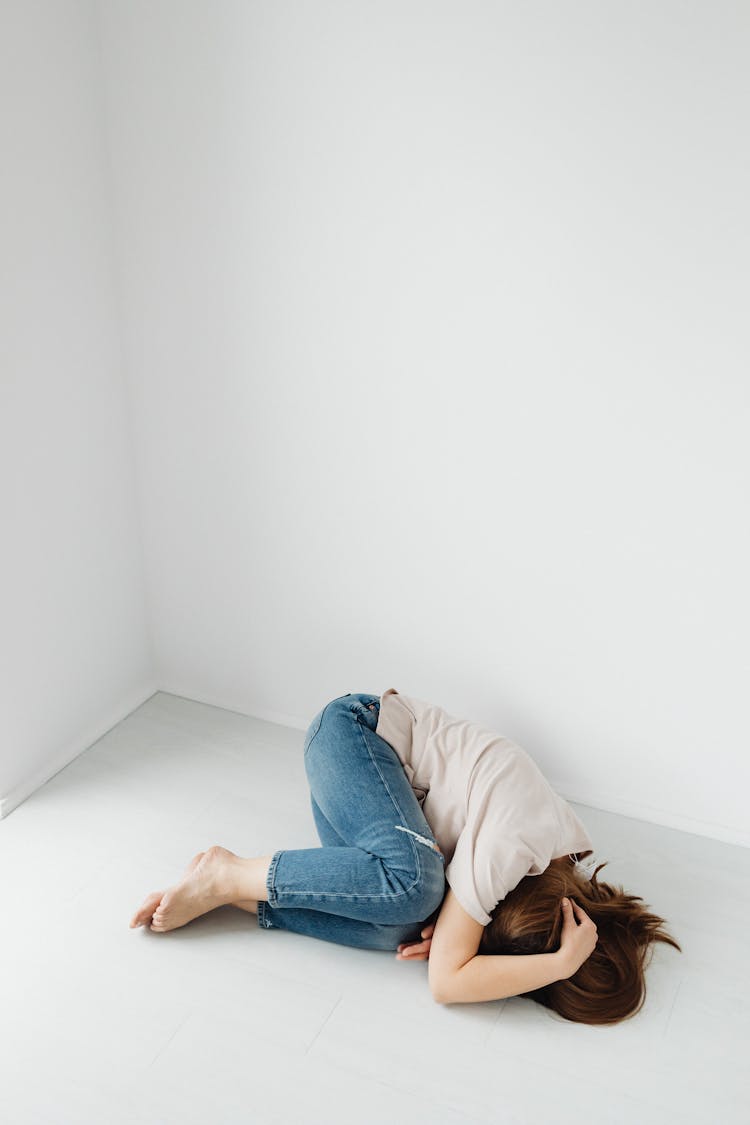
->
xmin=256 ymin=901 xmax=431 ymax=952
xmin=264 ymin=694 xmax=445 ymax=928
xmin=310 ymin=794 xmax=347 ymax=848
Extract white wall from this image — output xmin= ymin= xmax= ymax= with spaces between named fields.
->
xmin=99 ymin=0 xmax=747 ymax=846
xmin=0 ymin=1 xmax=154 ymax=814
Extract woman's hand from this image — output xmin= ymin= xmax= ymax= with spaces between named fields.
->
xmin=395 ymin=922 xmax=436 ymax=961
xmin=557 ymin=897 xmax=598 ymax=978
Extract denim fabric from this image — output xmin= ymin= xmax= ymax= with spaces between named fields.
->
xmin=257 ymin=693 xmax=447 ymax=950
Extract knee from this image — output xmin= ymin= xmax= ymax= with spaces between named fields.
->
xmin=303 ymin=695 xmax=352 ymax=756
xmin=314 ymin=695 xmax=367 ymax=739
xmin=302 ymin=708 xmax=325 ymax=757
xmin=369 ymin=921 xmax=425 ymax=952
xmin=394 ymin=855 xmax=445 ymax=924
xmin=323 ymin=696 xmax=355 ymax=721
xmin=416 ymin=857 xmax=447 ymax=919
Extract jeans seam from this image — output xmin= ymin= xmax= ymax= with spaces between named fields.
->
xmin=265 ymin=849 xmax=283 ymax=906
xmin=276 ymin=698 xmax=426 ymax=904
xmin=267 ymin=850 xmax=420 ymax=904
xmin=303 ymin=693 xmax=350 ymax=759
xmin=357 ymin=717 xmax=422 ymax=898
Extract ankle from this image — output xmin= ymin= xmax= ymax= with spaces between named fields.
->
xmin=236 ymin=855 xmax=272 ymax=902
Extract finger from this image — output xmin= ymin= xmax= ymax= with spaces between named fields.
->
xmin=560 ymin=898 xmax=579 ymax=929
xmin=565 ymin=897 xmax=585 ymax=917
xmin=402 ymin=941 xmax=430 ymax=957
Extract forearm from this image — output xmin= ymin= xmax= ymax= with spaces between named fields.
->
xmin=436 ymin=951 xmax=566 ymax=1005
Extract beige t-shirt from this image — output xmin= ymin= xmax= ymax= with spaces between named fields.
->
xmin=375 ymin=688 xmax=594 ymax=926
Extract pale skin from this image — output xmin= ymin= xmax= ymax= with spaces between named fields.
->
xmin=128 ymin=846 xmax=440 ymax=936
xmin=131 ymin=690 xmax=599 ymax=999
xmin=129 ymin=846 xmax=274 ymax=931
xmin=129 ymin=848 xmax=598 ymax=1001
xmin=427 ymin=889 xmax=598 ymax=1004
xmin=397 ymin=897 xmax=597 ymax=970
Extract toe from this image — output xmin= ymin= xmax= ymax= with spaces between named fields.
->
xmin=131 ymin=891 xmax=164 ymax=928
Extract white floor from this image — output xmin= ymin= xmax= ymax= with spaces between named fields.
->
xmin=1 ymin=692 xmax=747 ymax=1125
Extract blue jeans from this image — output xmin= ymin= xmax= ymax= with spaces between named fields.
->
xmin=257 ymin=693 xmax=447 ymax=950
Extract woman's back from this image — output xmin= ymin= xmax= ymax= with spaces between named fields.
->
xmin=375 ymin=688 xmax=594 ymax=925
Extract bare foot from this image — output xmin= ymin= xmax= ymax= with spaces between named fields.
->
xmin=149 ymin=845 xmax=242 ymax=933
xmin=130 ymin=851 xmax=206 ymax=929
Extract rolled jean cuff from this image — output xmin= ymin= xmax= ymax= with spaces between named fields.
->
xmin=257 ymin=899 xmax=273 ymax=929
xmin=265 ymin=848 xmax=284 ymax=907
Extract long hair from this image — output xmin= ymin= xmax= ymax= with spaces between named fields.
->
xmin=478 ymin=855 xmax=682 ymax=1025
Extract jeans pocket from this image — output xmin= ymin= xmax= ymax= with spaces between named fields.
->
xmin=349 ymin=694 xmax=381 ymax=727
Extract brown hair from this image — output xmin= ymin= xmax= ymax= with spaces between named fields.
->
xmin=478 ymin=855 xmax=682 ymax=1025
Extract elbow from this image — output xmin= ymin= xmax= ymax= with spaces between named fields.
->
xmin=429 ymin=972 xmax=455 ymax=1005
xmin=430 ymin=960 xmax=472 ymax=1005
xmin=428 ymin=965 xmax=445 ymax=1004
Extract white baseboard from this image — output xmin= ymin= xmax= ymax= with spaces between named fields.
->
xmin=0 ymin=681 xmax=158 ymax=819
xmin=4 ymin=682 xmax=746 ymax=851
xmin=164 ymin=686 xmax=750 ymax=851
xmin=550 ymin=777 xmax=750 ymax=850
xmin=155 ymin=685 xmax=311 ymax=732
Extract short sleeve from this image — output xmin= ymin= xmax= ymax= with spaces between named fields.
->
xmin=445 ymin=821 xmax=534 ymax=926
